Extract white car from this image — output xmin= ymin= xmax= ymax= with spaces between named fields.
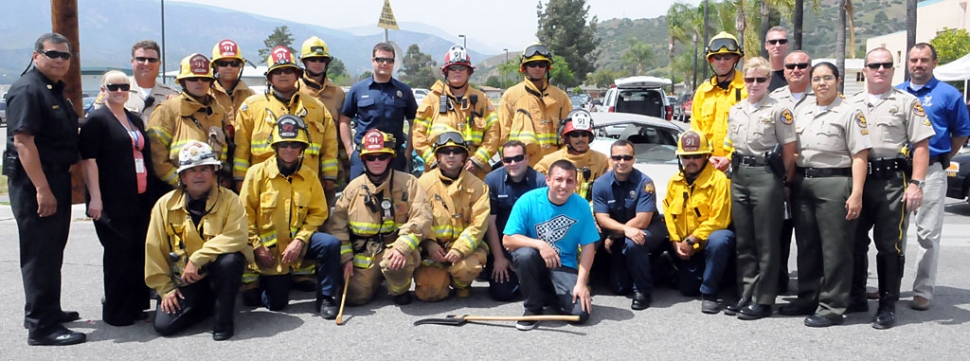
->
xmin=588 ymin=112 xmax=686 ymax=205
xmin=412 ymin=88 xmax=430 ymax=104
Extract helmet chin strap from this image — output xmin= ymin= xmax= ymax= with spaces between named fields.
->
xmin=306 ymin=69 xmax=327 ymax=78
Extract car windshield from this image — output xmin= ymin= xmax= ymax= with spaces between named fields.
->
xmin=592 ymin=122 xmax=680 ymax=164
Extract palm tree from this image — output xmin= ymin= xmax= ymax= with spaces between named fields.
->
xmin=622 ymin=39 xmax=655 ymax=76
xmin=906 ymin=0 xmax=917 ymax=79
xmin=837 ymin=0 xmax=847 ymax=94
xmin=846 ymin=0 xmax=857 ymax=59
xmin=736 ymin=0 xmax=747 ymax=51
xmin=668 ymin=2 xmax=705 ymax=90
xmin=792 ymin=0 xmax=820 ymax=50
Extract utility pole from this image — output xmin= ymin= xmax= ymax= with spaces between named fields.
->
xmin=702 ymin=0 xmax=710 ymax=81
xmin=50 ymin=0 xmax=85 ymax=203
xmin=503 ymin=48 xmax=508 ymax=88
xmin=161 ymin=0 xmax=167 ymax=84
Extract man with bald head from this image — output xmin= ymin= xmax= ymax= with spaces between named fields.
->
xmin=768 ymin=50 xmax=814 ymax=294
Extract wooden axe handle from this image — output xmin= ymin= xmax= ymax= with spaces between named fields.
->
xmin=463 ymin=315 xmax=580 ymax=322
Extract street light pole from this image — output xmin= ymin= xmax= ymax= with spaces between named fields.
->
xmin=161 ymin=0 xmax=167 ymax=84
xmin=503 ymin=48 xmax=509 ymax=88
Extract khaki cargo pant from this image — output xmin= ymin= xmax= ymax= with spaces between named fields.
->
xmin=346 ymin=249 xmax=420 ymax=306
xmin=414 ymin=247 xmax=487 ymax=302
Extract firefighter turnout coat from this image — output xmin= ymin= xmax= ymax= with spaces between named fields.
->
xmin=147 ymin=94 xmax=228 ymax=186
xmin=498 ymin=78 xmax=573 ymax=166
xmin=413 ymin=80 xmax=500 ymax=178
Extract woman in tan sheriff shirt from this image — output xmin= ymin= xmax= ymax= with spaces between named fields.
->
xmin=724 ymin=57 xmax=797 ymax=320
xmin=778 ymin=62 xmax=871 ymax=328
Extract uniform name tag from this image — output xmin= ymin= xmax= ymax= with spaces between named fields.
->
xmin=134 ymin=158 xmax=146 ymax=174
xmin=497 ymin=194 xmax=509 ymax=199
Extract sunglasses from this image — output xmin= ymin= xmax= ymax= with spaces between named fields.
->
xmin=271 ymin=67 xmax=298 ymax=75
xmin=41 ymin=49 xmax=72 ymax=60
xmin=766 ymin=39 xmax=789 ymax=45
xmin=184 ymin=77 xmax=213 ymax=83
xmin=305 ymin=57 xmax=329 ymax=64
xmin=680 ymin=154 xmax=704 ymax=160
xmin=611 ymin=155 xmax=634 ymax=161
xmin=373 ymin=57 xmax=395 ymax=64
xmin=784 ymin=62 xmax=810 ymax=70
xmin=216 ymin=60 xmax=242 ymax=67
xmin=568 ymin=131 xmax=592 ymax=138
xmin=448 ymin=65 xmax=470 ymax=72
xmin=744 ymin=77 xmax=768 ymax=84
xmin=710 ymin=54 xmax=737 ymax=61
xmin=364 ymin=154 xmax=392 ymax=162
xmin=866 ymin=62 xmax=893 ymax=70
xmin=105 ymin=83 xmax=131 ymax=92
xmin=134 ymin=56 xmax=159 ymax=63
xmin=525 ymin=62 xmax=549 ymax=69
xmin=502 ymin=154 xmax=525 ymax=164
xmin=438 ymin=147 xmax=468 ymax=156
xmin=276 ymin=141 xmax=305 ymax=149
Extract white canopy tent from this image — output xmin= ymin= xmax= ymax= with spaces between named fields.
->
xmin=934 ymin=53 xmax=970 ymax=99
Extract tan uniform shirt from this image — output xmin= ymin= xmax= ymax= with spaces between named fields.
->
xmin=769 ymin=85 xmax=815 ymax=114
xmin=727 ymin=96 xmax=797 ymax=157
xmin=847 ymin=88 xmax=935 ymax=159
xmin=93 ymin=77 xmax=179 ymax=120
xmin=794 ymin=96 xmax=872 ymax=168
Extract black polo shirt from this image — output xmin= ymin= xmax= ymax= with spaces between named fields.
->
xmin=5 ymin=68 xmax=79 ymax=166
xmin=484 ymin=166 xmax=546 ymax=234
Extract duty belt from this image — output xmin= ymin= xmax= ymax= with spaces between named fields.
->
xmin=867 ymin=158 xmax=906 ymax=180
xmin=736 ymin=155 xmax=767 ymax=167
xmin=796 ymin=167 xmax=851 ymax=178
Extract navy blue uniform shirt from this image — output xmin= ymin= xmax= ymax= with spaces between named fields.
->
xmin=485 ymin=166 xmax=546 ymax=234
xmin=592 ymin=168 xmax=661 ymax=224
xmin=341 ymin=77 xmax=418 ymax=148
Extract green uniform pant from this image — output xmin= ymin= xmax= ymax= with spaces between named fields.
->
xmin=793 ymin=174 xmax=855 ymax=317
xmin=732 ymin=164 xmax=783 ymax=305
xmin=346 ymin=249 xmax=420 ymax=306
xmin=851 ymin=171 xmax=908 ymax=303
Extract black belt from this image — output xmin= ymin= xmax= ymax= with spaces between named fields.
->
xmin=796 ymin=167 xmax=851 ymax=178
xmin=868 ymin=158 xmax=906 ymax=173
xmin=736 ymin=155 xmax=766 ymax=167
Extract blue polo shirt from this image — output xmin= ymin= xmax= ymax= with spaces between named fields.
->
xmin=592 ymin=169 xmax=661 ymax=223
xmin=504 ymin=188 xmax=600 ymax=270
xmin=485 ymin=166 xmax=546 ymax=233
xmin=896 ymin=77 xmax=970 ymax=157
xmin=341 ymin=77 xmax=418 ymax=147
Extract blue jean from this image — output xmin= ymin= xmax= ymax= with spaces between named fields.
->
xmin=675 ymin=229 xmax=736 ymax=297
xmin=259 ymin=232 xmax=341 ymax=310
xmin=511 ymin=247 xmax=589 ymax=324
xmin=348 ymin=148 xmax=409 ymax=180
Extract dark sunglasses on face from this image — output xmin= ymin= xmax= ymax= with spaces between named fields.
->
xmin=502 ymin=154 xmax=525 ymax=164
xmin=568 ymin=131 xmax=592 ymax=138
xmin=744 ymin=77 xmax=768 ymax=84
xmin=364 ymin=153 xmax=392 ymax=162
xmin=439 ymin=147 xmax=468 ymax=156
xmin=217 ymin=60 xmax=242 ymax=67
xmin=866 ymin=62 xmax=893 ymax=70
xmin=525 ymin=62 xmax=549 ymax=69
xmin=276 ymin=141 xmax=305 ymax=149
xmin=611 ymin=155 xmax=634 ymax=161
xmin=305 ymin=57 xmax=329 ymax=64
xmin=41 ymin=49 xmax=72 ymax=60
xmin=710 ymin=54 xmax=736 ymax=61
xmin=134 ymin=56 xmax=159 ymax=63
xmin=784 ymin=62 xmax=810 ymax=70
xmin=184 ymin=77 xmax=213 ymax=83
xmin=448 ymin=65 xmax=470 ymax=72
xmin=681 ymin=154 xmax=704 ymax=160
xmin=767 ymin=39 xmax=789 ymax=45
xmin=271 ymin=67 xmax=298 ymax=75
xmin=105 ymin=83 xmax=131 ymax=92
xmin=373 ymin=57 xmax=395 ymax=64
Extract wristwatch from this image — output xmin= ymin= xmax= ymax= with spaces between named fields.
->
xmin=685 ymin=238 xmax=696 ymax=246
xmin=908 ymin=179 xmax=925 ymax=189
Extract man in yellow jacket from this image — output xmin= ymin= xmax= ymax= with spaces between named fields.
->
xmin=413 ymin=45 xmax=500 ymax=179
xmin=298 ymin=36 xmax=348 ymax=202
xmin=239 ymin=116 xmax=342 ymax=319
xmin=210 ymin=39 xmax=255 ymax=127
xmin=662 ymin=131 xmax=735 ymax=314
xmin=233 ymin=46 xmax=338 ymax=194
xmin=147 ymin=54 xmax=229 ymax=188
xmin=498 ymin=43 xmax=573 ymax=166
xmin=415 ymin=129 xmax=490 ymax=301
xmin=145 ymin=141 xmax=252 ymax=341
xmin=534 ymin=109 xmax=610 ymax=201
xmin=690 ymin=32 xmax=748 ymax=171
xmin=326 ymin=130 xmax=433 ymax=306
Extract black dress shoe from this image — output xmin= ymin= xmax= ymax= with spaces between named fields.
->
xmin=212 ymin=327 xmax=234 ymax=341
xmin=393 ymin=292 xmax=412 ymax=305
xmin=631 ymin=291 xmax=651 ymax=310
xmin=804 ymin=313 xmax=844 ymax=328
xmin=58 ymin=311 xmax=81 ymax=323
xmin=778 ymin=304 xmax=815 ymax=316
xmin=872 ymin=307 xmax=896 ymax=330
xmin=737 ymin=304 xmax=772 ymax=320
xmin=846 ymin=301 xmax=869 ymax=314
xmin=724 ymin=297 xmax=750 ymax=316
xmin=28 ymin=326 xmax=86 ymax=346
xmin=319 ymin=296 xmax=338 ymax=320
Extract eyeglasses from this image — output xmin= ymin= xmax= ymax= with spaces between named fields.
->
xmin=525 ymin=62 xmax=549 ymax=69
xmin=680 ymin=154 xmax=704 ymax=160
xmin=271 ymin=67 xmax=298 ymax=76
xmin=744 ymin=77 xmax=768 ymax=84
xmin=502 ymin=154 xmax=525 ymax=164
xmin=276 ymin=141 xmax=305 ymax=149
xmin=522 ymin=44 xmax=552 ymax=59
xmin=105 ymin=84 xmax=131 ymax=92
xmin=710 ymin=54 xmax=737 ymax=61
xmin=610 ymin=155 xmax=634 ymax=161
xmin=184 ymin=77 xmax=213 ymax=83
xmin=305 ymin=57 xmax=329 ymax=64
xmin=448 ymin=65 xmax=470 ymax=72
xmin=784 ymin=62 xmax=810 ymax=70
xmin=364 ymin=153 xmax=392 ymax=162
xmin=568 ymin=131 xmax=592 ymax=138
xmin=134 ymin=56 xmax=159 ymax=63
xmin=865 ymin=62 xmax=893 ymax=70
xmin=766 ymin=39 xmax=789 ymax=45
xmin=811 ymin=75 xmax=836 ymax=83
xmin=373 ymin=57 xmax=395 ymax=64
xmin=41 ymin=49 xmax=72 ymax=60
xmin=216 ymin=60 xmax=242 ymax=67
xmin=438 ymin=147 xmax=468 ymax=156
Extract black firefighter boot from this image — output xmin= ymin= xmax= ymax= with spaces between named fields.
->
xmin=872 ymin=254 xmax=903 ymax=330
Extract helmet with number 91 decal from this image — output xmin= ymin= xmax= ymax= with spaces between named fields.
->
xmin=176 ymin=53 xmax=215 ymax=81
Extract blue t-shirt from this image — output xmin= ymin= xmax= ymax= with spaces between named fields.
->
xmin=341 ymin=77 xmax=418 ymax=147
xmin=896 ymin=77 xmax=970 ymax=157
xmin=503 ymin=188 xmax=599 ymax=269
xmin=485 ymin=166 xmax=546 ymax=234
xmin=591 ymin=169 xmax=660 ymax=223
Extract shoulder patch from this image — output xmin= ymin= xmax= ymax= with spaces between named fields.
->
xmin=912 ymin=101 xmax=926 ymax=117
xmin=239 ymin=103 xmax=248 ymax=111
xmin=855 ymin=112 xmax=868 ymax=129
xmin=644 ymin=181 xmax=655 ymax=194
xmin=781 ymin=108 xmax=794 ymax=125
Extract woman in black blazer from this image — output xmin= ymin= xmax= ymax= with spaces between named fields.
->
xmin=80 ymin=71 xmax=164 ymax=326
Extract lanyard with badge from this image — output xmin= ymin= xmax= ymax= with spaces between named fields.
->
xmin=126 ymin=115 xmax=146 ymax=175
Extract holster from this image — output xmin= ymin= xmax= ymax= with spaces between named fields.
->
xmin=2 ymin=150 xmax=20 ymax=177
xmin=764 ymin=143 xmax=786 ymax=180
